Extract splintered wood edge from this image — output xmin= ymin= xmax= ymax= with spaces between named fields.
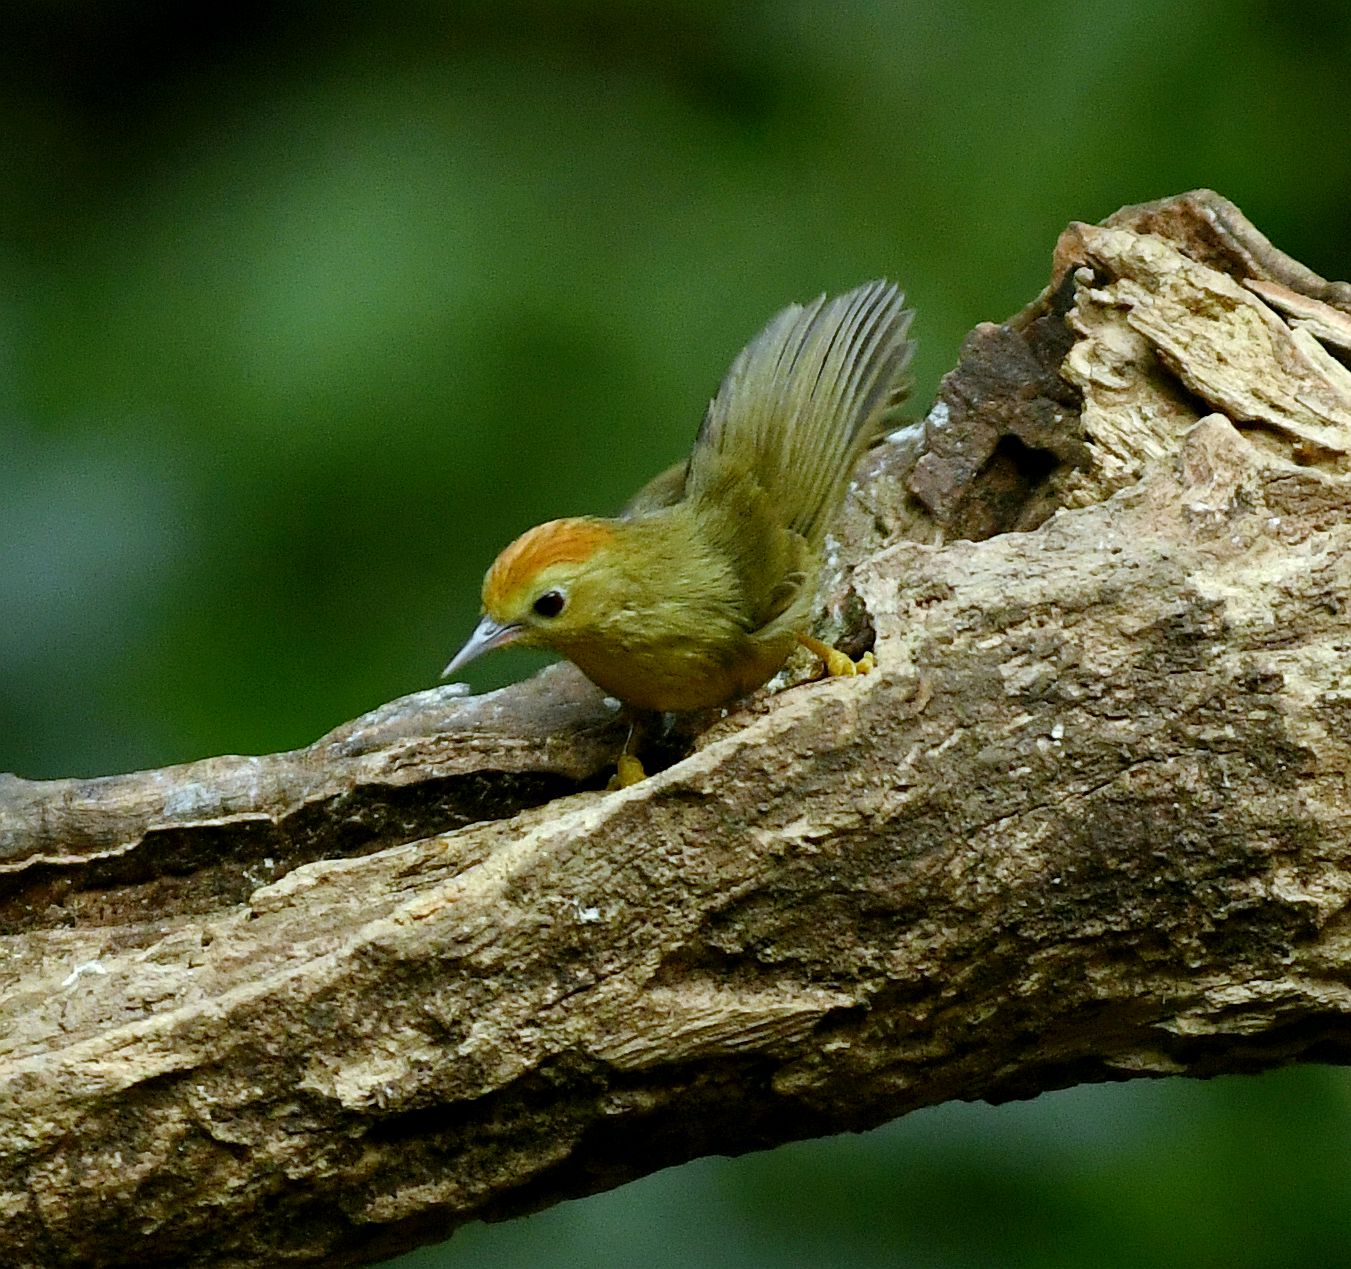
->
xmin=3 ymin=413 xmax=1351 ymax=1268
xmin=4 ymin=190 xmax=1351 ymax=1267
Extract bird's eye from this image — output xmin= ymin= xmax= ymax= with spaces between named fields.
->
xmin=532 ymin=589 xmax=566 ymax=618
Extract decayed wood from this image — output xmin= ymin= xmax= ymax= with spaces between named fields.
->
xmin=2 ymin=190 xmax=1350 ymax=1269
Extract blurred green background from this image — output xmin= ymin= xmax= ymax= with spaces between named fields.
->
xmin=3 ymin=1 xmax=1349 ymax=1265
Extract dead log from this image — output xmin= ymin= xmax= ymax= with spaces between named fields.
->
xmin=2 ymin=190 xmax=1350 ymax=1268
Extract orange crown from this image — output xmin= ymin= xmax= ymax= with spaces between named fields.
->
xmin=483 ymin=517 xmax=614 ymax=610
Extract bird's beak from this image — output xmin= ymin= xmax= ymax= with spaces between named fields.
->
xmin=442 ymin=614 xmax=523 ymax=678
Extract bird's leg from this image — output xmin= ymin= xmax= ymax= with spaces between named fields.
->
xmin=796 ymin=632 xmax=876 ymax=678
xmin=605 ymin=710 xmax=679 ymax=789
xmin=611 ymin=720 xmax=647 ymax=789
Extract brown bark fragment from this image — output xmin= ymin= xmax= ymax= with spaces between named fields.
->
xmin=2 ymin=190 xmax=1350 ymax=1268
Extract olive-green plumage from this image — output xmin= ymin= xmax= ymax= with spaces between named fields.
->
xmin=446 ymin=280 xmax=914 ymax=714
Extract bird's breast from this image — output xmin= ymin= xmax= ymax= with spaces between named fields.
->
xmin=564 ymin=629 xmax=794 ymax=714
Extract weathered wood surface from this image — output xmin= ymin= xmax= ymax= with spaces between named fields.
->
xmin=2 ymin=190 xmax=1349 ymax=1268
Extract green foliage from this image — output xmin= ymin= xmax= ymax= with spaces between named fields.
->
xmin=2 ymin=2 xmax=1348 ymax=1264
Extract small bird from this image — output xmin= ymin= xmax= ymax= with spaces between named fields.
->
xmin=445 ymin=279 xmax=914 ymax=784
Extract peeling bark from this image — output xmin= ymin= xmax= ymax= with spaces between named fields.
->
xmin=2 ymin=190 xmax=1350 ymax=1269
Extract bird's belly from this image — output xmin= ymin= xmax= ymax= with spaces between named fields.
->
xmin=568 ymin=634 xmax=793 ymax=714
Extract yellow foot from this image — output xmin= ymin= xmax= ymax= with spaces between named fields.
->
xmin=797 ymin=633 xmax=875 ymax=679
xmin=609 ymin=754 xmax=647 ymax=789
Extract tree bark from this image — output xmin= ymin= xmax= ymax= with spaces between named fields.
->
xmin=3 ymin=190 xmax=1350 ymax=1269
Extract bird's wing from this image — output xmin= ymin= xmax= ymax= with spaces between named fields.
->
xmin=688 ymin=464 xmax=814 ymax=632
xmin=685 ymin=279 xmax=913 ymax=549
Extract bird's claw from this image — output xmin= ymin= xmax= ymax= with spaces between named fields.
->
xmin=823 ymin=647 xmax=875 ymax=677
xmin=798 ymin=633 xmax=875 ymax=679
xmin=609 ymin=754 xmax=647 ymax=789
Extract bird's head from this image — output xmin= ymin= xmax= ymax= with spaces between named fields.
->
xmin=443 ymin=517 xmax=617 ymax=678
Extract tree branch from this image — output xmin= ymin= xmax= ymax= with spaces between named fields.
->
xmin=3 ymin=190 xmax=1350 ymax=1269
